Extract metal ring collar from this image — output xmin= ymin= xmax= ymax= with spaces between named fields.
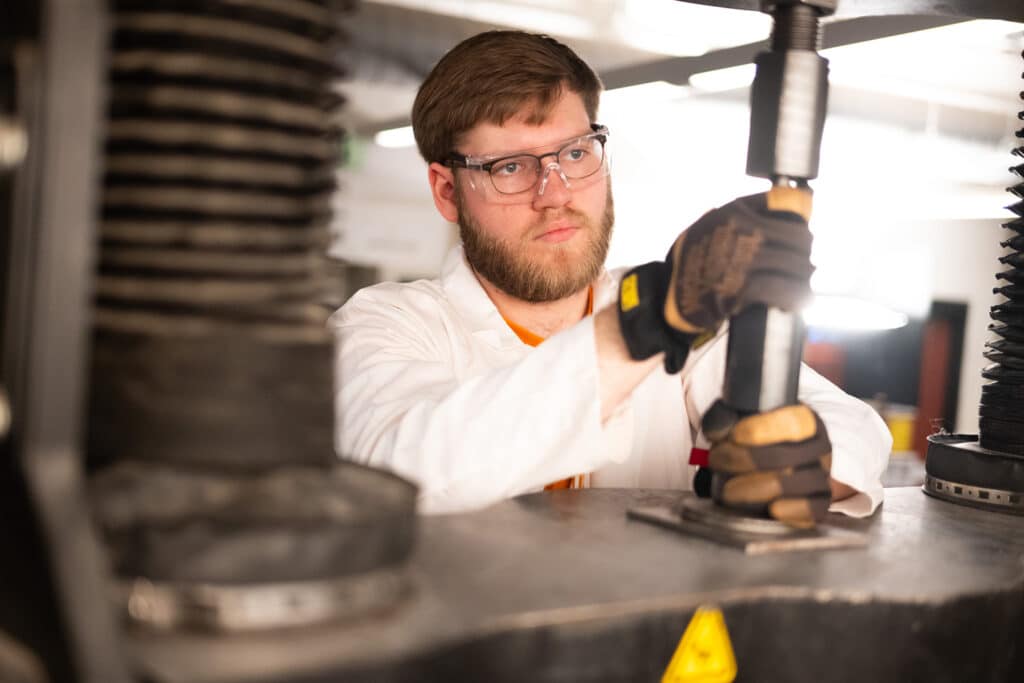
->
xmin=119 ymin=566 xmax=411 ymax=632
xmin=923 ymin=473 xmax=1024 ymax=512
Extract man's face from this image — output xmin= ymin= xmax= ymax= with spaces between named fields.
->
xmin=453 ymin=91 xmax=614 ymax=303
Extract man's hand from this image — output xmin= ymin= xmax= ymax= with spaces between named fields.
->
xmin=703 ymin=400 xmax=832 ymax=528
xmin=617 ymin=260 xmax=697 ymax=373
xmin=663 ymin=193 xmax=814 ymax=335
xmin=617 ymin=193 xmax=814 ymax=374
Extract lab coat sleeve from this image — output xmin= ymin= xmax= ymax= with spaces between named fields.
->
xmin=331 ymin=288 xmax=630 ymax=514
xmin=681 ymin=333 xmax=892 ymax=517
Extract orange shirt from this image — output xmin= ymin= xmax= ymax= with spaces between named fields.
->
xmin=500 ymin=286 xmax=594 ymax=491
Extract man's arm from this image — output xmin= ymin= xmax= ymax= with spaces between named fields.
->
xmin=831 ymin=479 xmax=857 ymax=502
xmin=594 ymin=305 xmax=663 ymax=422
xmin=333 ymin=286 xmax=648 ymax=514
xmin=796 ymin=361 xmax=892 ymax=515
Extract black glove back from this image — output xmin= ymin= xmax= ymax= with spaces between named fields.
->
xmin=663 ymin=193 xmax=814 ymax=335
xmin=618 ymin=261 xmax=696 ymax=374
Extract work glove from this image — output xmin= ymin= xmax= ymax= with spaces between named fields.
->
xmin=617 ymin=260 xmax=698 ymax=373
xmin=618 ymin=193 xmax=814 ymax=374
xmin=702 ymin=400 xmax=833 ymax=528
xmin=664 ymin=192 xmax=814 ymax=334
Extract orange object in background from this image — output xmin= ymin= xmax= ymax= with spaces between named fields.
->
xmin=914 ymin=316 xmax=952 ymax=459
xmin=803 ymin=341 xmax=845 ymax=388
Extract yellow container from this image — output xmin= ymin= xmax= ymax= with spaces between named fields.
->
xmin=884 ymin=407 xmax=916 ymax=454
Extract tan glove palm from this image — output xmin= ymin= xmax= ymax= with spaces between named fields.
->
xmin=663 ymin=193 xmax=814 ymax=335
xmin=703 ymin=400 xmax=833 ymax=528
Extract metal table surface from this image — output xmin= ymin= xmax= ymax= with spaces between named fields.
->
xmin=128 ymin=487 xmax=1024 ymax=682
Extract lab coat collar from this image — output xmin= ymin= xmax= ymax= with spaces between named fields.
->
xmin=439 ymin=245 xmax=615 ymax=348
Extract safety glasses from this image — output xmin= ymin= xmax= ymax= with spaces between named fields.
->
xmin=445 ymin=124 xmax=609 ymax=203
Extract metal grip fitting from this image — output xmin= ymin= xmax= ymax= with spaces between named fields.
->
xmin=746 ymin=50 xmax=829 ymax=181
xmin=746 ymin=0 xmax=832 ymax=182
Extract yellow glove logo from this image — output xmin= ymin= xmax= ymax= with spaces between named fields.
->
xmin=621 ymin=274 xmax=640 ymax=312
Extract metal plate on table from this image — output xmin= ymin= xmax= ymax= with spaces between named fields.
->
xmin=628 ymin=498 xmax=868 ymax=554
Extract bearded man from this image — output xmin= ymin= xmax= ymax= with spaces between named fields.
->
xmin=331 ymin=31 xmax=891 ymax=525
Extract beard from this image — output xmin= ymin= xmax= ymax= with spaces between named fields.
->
xmin=455 ymin=181 xmax=615 ymax=303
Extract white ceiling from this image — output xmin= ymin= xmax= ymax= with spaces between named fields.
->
xmin=338 ymin=0 xmax=1024 ymax=138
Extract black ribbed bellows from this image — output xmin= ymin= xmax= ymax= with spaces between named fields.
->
xmin=86 ymin=1 xmax=420 ymax=607
xmin=980 ymin=49 xmax=1024 ymax=456
xmin=88 ymin=0 xmax=346 ymax=470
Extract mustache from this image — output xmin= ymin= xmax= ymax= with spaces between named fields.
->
xmin=527 ymin=208 xmax=591 ymax=237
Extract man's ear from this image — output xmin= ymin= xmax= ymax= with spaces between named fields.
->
xmin=428 ymin=162 xmax=459 ymax=223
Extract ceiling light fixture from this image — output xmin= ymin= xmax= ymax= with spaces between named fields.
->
xmin=380 ymin=0 xmax=591 ymax=39
xmin=602 ymin=80 xmax=689 ymax=107
xmin=374 ymin=125 xmax=416 ymax=149
xmin=803 ymin=295 xmax=909 ymax=331
xmin=687 ymin=63 xmax=756 ymax=92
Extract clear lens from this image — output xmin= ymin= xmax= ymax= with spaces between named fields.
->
xmin=487 ymin=133 xmax=606 ymax=195
xmin=490 ymin=156 xmax=542 ymax=194
xmin=557 ymin=137 xmax=604 ymax=178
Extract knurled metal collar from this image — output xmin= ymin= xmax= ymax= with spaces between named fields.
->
xmin=760 ymin=0 xmax=837 ymax=15
xmin=923 ymin=473 xmax=1024 ymax=512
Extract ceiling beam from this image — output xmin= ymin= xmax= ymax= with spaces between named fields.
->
xmin=361 ymin=13 xmax=965 ymax=135
xmin=600 ymin=14 xmax=964 ymax=88
xmin=675 ymin=0 xmax=1022 ymax=21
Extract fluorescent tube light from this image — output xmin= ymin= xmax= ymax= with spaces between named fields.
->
xmin=379 ymin=0 xmax=591 ymax=39
xmin=602 ymin=81 xmax=689 ymax=107
xmin=803 ymin=295 xmax=909 ymax=332
xmin=688 ymin=64 xmax=755 ymax=92
xmin=617 ymin=0 xmax=771 ymax=57
xmin=374 ymin=126 xmax=416 ymax=149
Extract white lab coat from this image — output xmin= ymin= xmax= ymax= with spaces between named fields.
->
xmin=331 ymin=246 xmax=891 ymax=516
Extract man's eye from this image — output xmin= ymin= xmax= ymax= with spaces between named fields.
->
xmin=565 ymin=147 xmax=588 ymax=162
xmin=494 ymin=162 xmax=523 ymax=176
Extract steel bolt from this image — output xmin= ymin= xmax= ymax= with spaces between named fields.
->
xmin=0 ymin=385 xmax=9 ymax=439
xmin=0 ymin=117 xmax=29 ymax=170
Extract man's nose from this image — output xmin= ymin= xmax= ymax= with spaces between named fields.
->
xmin=533 ymin=161 xmax=571 ymax=207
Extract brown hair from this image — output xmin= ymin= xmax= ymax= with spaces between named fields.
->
xmin=411 ymin=31 xmax=602 ymax=165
